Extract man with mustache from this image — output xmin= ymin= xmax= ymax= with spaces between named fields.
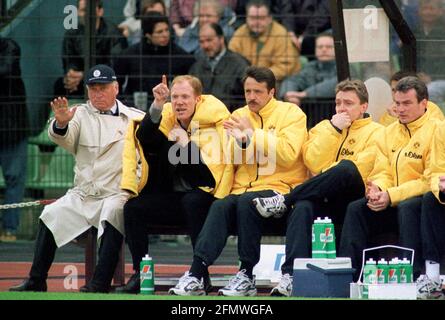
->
xmin=169 ymin=66 xmax=307 ymax=296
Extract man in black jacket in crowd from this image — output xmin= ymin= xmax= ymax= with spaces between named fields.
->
xmin=189 ymin=22 xmax=249 ymax=112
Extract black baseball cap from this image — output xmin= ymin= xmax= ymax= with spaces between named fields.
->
xmin=85 ymin=64 xmax=117 ymax=85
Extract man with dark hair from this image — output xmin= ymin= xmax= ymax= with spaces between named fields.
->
xmin=114 ymin=12 xmax=194 ymax=109
xmin=379 ymin=71 xmax=444 ymax=126
xmin=189 ymin=22 xmax=250 ymax=111
xmin=279 ymin=32 xmax=337 ymax=105
xmin=168 ymin=66 xmax=308 ymax=296
xmin=339 ymin=76 xmax=441 ymax=283
xmin=54 ymin=0 xmax=127 ymax=98
xmin=9 ymin=64 xmax=145 ymax=293
xmin=228 ymin=0 xmax=300 ymax=82
xmin=253 ymin=79 xmax=384 ymax=296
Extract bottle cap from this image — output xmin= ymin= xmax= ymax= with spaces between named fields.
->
xmin=365 ymin=258 xmax=376 ymax=264
xmin=314 ymin=217 xmax=324 ymax=223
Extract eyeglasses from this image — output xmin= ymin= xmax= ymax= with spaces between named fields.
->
xmin=316 ymin=45 xmax=334 ymax=49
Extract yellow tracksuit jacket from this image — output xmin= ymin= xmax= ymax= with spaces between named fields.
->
xmin=428 ymin=121 xmax=445 ymax=203
xmin=228 ymin=21 xmax=300 ymax=81
xmin=370 ymin=111 xmax=440 ymax=206
xmin=229 ymin=98 xmax=308 ymax=195
xmin=121 ymin=95 xmax=233 ymax=199
xmin=303 ymin=116 xmax=384 ymax=184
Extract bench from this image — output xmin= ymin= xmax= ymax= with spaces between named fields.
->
xmin=84 ymin=218 xmax=288 ymax=286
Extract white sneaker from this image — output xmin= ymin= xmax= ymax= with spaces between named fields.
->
xmin=168 ymin=272 xmax=206 ymax=296
xmin=416 ymin=275 xmax=445 ymax=300
xmin=252 ymin=192 xmax=287 ymax=218
xmin=270 ymin=273 xmax=293 ymax=297
xmin=218 ymin=270 xmax=257 ymax=296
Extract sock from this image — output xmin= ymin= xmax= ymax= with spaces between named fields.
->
xmin=425 ymin=260 xmax=441 ymax=283
xmin=239 ymin=262 xmax=254 ymax=279
xmin=190 ymin=256 xmax=208 ymax=280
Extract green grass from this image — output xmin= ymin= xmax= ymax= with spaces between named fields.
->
xmin=0 ymin=291 xmax=329 ymax=300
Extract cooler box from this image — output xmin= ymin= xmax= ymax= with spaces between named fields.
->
xmin=292 ymin=258 xmax=355 ymax=298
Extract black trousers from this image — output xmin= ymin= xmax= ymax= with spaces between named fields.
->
xmin=30 ymin=220 xmax=123 ymax=290
xmin=280 ymin=160 xmax=365 ymax=274
xmin=421 ymin=192 xmax=445 ymax=263
xmin=194 ymin=190 xmax=277 ymax=273
xmin=124 ymin=189 xmax=215 ymax=271
xmin=339 ymin=195 xmax=422 ymax=281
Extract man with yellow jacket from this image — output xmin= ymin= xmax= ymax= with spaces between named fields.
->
xmin=416 ymin=124 xmax=445 ymax=299
xmin=169 ymin=66 xmax=307 ymax=296
xmin=379 ymin=71 xmax=444 ymax=126
xmin=340 ymin=76 xmax=440 ymax=283
xmin=253 ymin=79 xmax=384 ymax=296
xmin=116 ymin=75 xmax=232 ymax=294
xmin=228 ymin=0 xmax=300 ymax=82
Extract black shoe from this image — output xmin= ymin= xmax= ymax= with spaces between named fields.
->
xmin=9 ymin=278 xmax=47 ymax=292
xmin=115 ymin=272 xmax=140 ymax=294
xmin=79 ymin=283 xmax=109 ymax=293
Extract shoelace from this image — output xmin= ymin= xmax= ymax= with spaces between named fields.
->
xmin=262 ymin=193 xmax=285 ymax=211
xmin=177 ymin=272 xmax=201 ymax=288
xmin=225 ymin=270 xmax=250 ymax=289
xmin=279 ymin=274 xmax=292 ymax=289
xmin=417 ymin=275 xmax=441 ymax=292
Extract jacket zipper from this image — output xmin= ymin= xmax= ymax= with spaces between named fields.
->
xmin=249 ymin=114 xmax=263 ymax=189
xmin=335 ymin=128 xmax=350 ymax=161
xmin=396 ymin=125 xmax=412 ymax=186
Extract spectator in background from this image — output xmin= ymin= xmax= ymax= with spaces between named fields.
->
xmin=170 ymin=0 xmax=236 ymax=38
xmin=229 ymin=0 xmax=300 ymax=82
xmin=413 ymin=0 xmax=445 ymax=82
xmin=233 ymin=0 xmax=331 ymax=58
xmin=114 ymin=12 xmax=194 ymax=110
xmin=176 ymin=0 xmax=236 ymax=56
xmin=189 ymin=23 xmax=249 ymax=111
xmin=278 ymin=32 xmax=336 ymax=105
xmin=0 ymin=37 xmax=29 ymax=242
xmin=379 ymin=71 xmax=444 ymax=127
xmin=118 ymin=0 xmax=167 ymax=46
xmin=54 ymin=0 xmax=127 ymax=99
xmin=277 ymin=0 xmax=331 ymax=59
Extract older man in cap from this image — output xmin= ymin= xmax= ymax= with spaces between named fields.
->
xmin=9 ymin=64 xmax=145 ymax=293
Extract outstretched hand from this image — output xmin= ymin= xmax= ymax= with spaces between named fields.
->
xmin=50 ymin=97 xmax=77 ymax=128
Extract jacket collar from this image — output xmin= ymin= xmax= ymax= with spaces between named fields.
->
xmin=254 ymin=97 xmax=277 ymax=118
xmin=350 ymin=113 xmax=372 ymax=130
xmin=399 ymin=110 xmax=429 ymax=132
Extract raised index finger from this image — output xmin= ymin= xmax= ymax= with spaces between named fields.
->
xmin=162 ymin=75 xmax=167 ymax=86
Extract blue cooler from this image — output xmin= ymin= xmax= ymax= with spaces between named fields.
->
xmin=292 ymin=263 xmax=355 ymax=298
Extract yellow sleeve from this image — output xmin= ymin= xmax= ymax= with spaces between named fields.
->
xmin=302 ymin=120 xmax=342 ymax=174
xmin=430 ymin=124 xmax=445 ymax=203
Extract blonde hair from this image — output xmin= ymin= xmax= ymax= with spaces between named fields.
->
xmin=171 ymin=75 xmax=203 ymax=96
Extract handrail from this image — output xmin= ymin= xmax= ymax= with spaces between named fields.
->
xmin=0 ymin=0 xmax=33 ymax=30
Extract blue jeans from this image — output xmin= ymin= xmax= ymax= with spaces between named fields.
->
xmin=0 ymin=138 xmax=27 ymax=233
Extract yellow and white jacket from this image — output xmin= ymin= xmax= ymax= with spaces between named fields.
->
xmin=121 ymin=95 xmax=233 ymax=199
